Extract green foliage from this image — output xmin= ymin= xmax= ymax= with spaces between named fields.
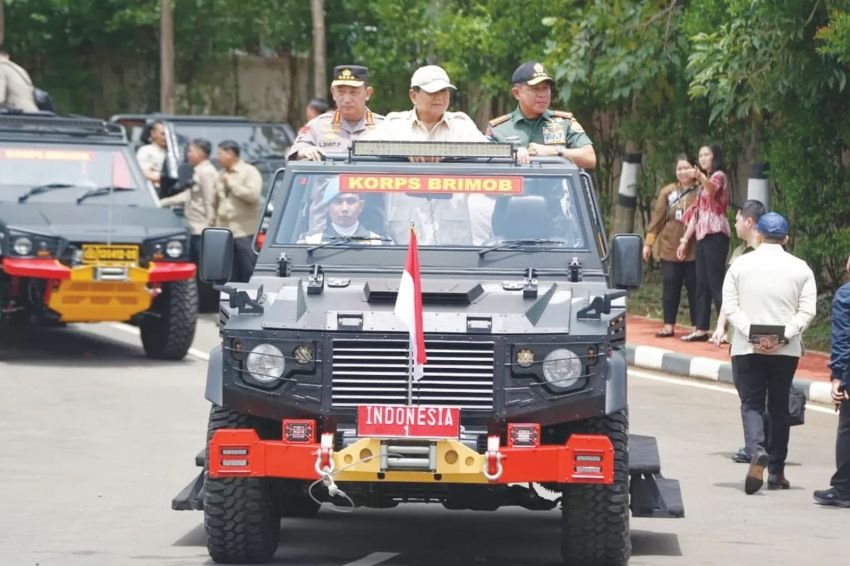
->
xmin=5 ymin=0 xmax=850 ymax=292
xmin=817 ymin=8 xmax=850 ymax=63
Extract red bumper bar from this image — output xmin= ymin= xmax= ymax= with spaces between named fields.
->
xmin=208 ymin=429 xmax=614 ymax=485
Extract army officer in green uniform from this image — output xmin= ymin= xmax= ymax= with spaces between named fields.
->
xmin=487 ymin=62 xmax=596 ymax=169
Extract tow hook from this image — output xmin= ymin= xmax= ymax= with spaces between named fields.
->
xmin=482 ymin=435 xmax=504 ymax=481
xmin=314 ymin=432 xmax=335 ymax=476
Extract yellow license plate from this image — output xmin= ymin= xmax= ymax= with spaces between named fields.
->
xmin=81 ymin=244 xmax=140 ymax=265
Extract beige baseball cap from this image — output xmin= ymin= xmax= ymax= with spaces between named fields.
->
xmin=410 ymin=65 xmax=457 ymax=93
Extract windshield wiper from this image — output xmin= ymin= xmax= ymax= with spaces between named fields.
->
xmin=306 ymin=235 xmax=391 ymax=254
xmin=17 ymin=183 xmax=75 ymax=203
xmin=478 ymin=238 xmax=567 ymax=257
xmin=76 ymin=186 xmax=135 ymax=204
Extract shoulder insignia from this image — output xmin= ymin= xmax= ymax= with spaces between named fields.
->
xmin=488 ymin=114 xmax=510 ymax=127
xmin=332 ymin=111 xmax=341 ymax=126
xmin=365 ymin=110 xmax=374 ymax=125
xmin=550 ymin=110 xmax=574 ymax=119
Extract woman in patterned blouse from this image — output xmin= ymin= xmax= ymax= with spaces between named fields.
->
xmin=676 ymin=144 xmax=731 ymax=341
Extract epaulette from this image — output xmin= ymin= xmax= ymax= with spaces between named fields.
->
xmin=331 ymin=111 xmax=342 ymax=126
xmin=365 ymin=110 xmax=374 ymax=125
xmin=488 ymin=114 xmax=510 ymax=127
xmin=551 ymin=110 xmax=574 ymax=120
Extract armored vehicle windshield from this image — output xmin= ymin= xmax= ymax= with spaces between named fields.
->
xmin=273 ymin=170 xmax=588 ymax=249
xmin=0 ymin=142 xmax=152 ymax=206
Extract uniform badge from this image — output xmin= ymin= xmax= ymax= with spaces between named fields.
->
xmin=570 ymin=119 xmax=586 ymax=134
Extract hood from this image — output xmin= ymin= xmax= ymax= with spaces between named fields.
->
xmin=230 ymin=275 xmax=580 ymax=335
xmin=0 ymin=203 xmax=188 ymax=242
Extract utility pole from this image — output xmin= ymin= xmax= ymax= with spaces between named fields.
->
xmin=160 ymin=0 xmax=176 ymax=113
xmin=310 ymin=0 xmax=326 ymax=98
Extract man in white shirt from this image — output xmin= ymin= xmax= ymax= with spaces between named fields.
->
xmin=0 ymin=44 xmax=38 ymax=112
xmin=363 ymin=65 xmax=486 ymax=145
xmin=136 ymin=121 xmax=167 ymax=191
xmin=722 ymin=212 xmax=816 ymax=494
xmin=363 ymin=65 xmax=488 ymax=245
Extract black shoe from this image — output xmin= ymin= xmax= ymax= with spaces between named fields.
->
xmin=745 ymin=452 xmax=769 ymax=494
xmin=681 ymin=332 xmax=710 ymax=342
xmin=813 ymin=488 xmax=850 ymax=508
xmin=767 ymin=474 xmax=790 ymax=490
xmin=731 ymin=448 xmax=749 ymax=463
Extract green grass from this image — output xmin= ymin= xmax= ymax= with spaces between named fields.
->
xmin=628 ymin=266 xmax=832 ymax=353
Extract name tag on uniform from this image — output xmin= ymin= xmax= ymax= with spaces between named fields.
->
xmin=319 ymin=140 xmax=344 ymax=149
xmin=542 ymin=120 xmax=566 ymax=145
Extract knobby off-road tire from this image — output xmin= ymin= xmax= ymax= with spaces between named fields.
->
xmin=204 ymin=405 xmax=280 ymax=564
xmin=140 ymin=279 xmax=198 ymax=360
xmin=560 ymin=409 xmax=630 ymax=566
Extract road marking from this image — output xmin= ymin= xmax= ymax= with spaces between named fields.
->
xmin=108 ymin=323 xmax=210 ymax=361
xmin=341 ymin=552 xmax=400 ymax=566
xmin=629 ymin=368 xmax=838 ymax=415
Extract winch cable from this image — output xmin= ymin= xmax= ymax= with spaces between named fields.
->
xmin=308 ymin=452 xmax=401 ymax=513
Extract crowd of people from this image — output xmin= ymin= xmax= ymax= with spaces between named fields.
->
xmin=643 ymin=151 xmax=850 ymax=506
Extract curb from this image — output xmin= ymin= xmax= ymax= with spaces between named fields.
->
xmin=626 ymin=344 xmax=832 ymax=405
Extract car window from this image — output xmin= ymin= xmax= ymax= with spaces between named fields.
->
xmin=273 ymin=172 xmax=587 ymax=249
xmin=0 ymin=143 xmax=154 ymax=205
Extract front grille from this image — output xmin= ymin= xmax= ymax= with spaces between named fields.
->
xmin=331 ymin=338 xmax=495 ymax=410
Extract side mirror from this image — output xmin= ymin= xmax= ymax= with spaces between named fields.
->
xmin=200 ymin=228 xmax=234 ymax=284
xmin=610 ymin=233 xmax=642 ymax=290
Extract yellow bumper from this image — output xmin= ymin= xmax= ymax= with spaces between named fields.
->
xmin=48 ymin=265 xmax=153 ymax=322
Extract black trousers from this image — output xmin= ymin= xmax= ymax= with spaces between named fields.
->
xmin=733 ymin=354 xmax=798 ymax=474
xmin=832 ymin=399 xmax=850 ymax=495
xmin=660 ymin=259 xmax=698 ymax=326
xmin=231 ymin=236 xmax=257 ymax=283
xmin=694 ymin=233 xmax=729 ymax=331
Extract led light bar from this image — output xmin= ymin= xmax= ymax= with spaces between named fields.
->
xmin=351 ymin=140 xmax=514 ymax=159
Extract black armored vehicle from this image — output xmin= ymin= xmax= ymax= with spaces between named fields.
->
xmin=0 ymin=112 xmax=198 ymax=359
xmin=174 ymin=141 xmax=683 ymax=565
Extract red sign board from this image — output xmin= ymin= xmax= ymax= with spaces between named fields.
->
xmin=357 ymin=405 xmax=460 ymax=439
xmin=339 ymin=174 xmax=523 ymax=195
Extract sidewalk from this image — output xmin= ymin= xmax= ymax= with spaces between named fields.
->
xmin=625 ymin=315 xmax=835 ymax=405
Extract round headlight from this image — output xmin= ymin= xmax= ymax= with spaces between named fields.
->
xmin=13 ymin=236 xmax=33 ymax=256
xmin=165 ymin=240 xmax=184 ymax=258
xmin=542 ymin=348 xmax=583 ymax=389
xmin=246 ymin=344 xmax=285 ymax=383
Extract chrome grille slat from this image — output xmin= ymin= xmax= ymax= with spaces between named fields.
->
xmin=332 ymin=338 xmax=494 ymax=410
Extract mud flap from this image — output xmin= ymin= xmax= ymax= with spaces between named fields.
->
xmin=629 ymin=434 xmax=684 ymax=518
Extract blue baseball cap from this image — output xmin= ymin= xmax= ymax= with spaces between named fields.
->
xmin=756 ymin=212 xmax=789 ymax=239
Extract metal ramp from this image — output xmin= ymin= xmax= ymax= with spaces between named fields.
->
xmin=629 ymin=434 xmax=684 ymax=518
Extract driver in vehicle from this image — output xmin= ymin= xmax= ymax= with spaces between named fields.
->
xmin=298 ymin=181 xmax=386 ymax=244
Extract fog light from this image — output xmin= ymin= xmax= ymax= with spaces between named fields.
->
xmin=507 ymin=423 xmax=540 ymax=448
xmin=283 ymin=419 xmax=316 ymax=443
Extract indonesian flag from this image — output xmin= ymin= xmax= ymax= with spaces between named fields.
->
xmin=395 ymin=228 xmax=427 ymax=381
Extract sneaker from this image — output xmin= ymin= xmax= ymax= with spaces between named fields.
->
xmin=745 ymin=452 xmax=769 ymax=495
xmin=813 ymin=488 xmax=850 ymax=508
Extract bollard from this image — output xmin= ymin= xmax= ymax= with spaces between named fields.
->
xmin=747 ymin=162 xmax=769 ymax=210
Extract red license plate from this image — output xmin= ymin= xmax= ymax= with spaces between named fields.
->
xmin=357 ymin=405 xmax=460 ymax=439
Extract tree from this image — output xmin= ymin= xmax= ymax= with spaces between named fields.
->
xmin=311 ymin=0 xmax=326 ymax=98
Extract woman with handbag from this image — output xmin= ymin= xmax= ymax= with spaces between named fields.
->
xmin=676 ymin=144 xmax=731 ymax=342
xmin=643 ymin=155 xmax=700 ymax=337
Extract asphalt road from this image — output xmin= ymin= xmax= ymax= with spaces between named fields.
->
xmin=1 ymin=316 xmax=847 ymax=566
